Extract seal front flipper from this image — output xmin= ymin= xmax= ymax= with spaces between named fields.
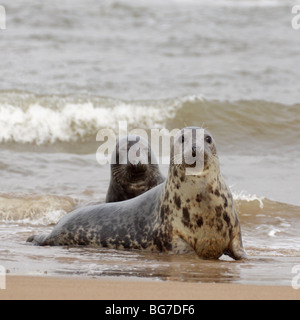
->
xmin=27 ymin=234 xmax=49 ymax=246
xmin=225 ymin=228 xmax=247 ymax=261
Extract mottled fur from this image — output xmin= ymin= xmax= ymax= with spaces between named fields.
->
xmin=27 ymin=128 xmax=247 ymax=260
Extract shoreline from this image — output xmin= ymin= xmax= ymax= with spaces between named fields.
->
xmin=0 ymin=276 xmax=299 ymax=300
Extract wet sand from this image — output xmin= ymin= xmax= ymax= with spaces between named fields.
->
xmin=1 ymin=276 xmax=299 ymax=300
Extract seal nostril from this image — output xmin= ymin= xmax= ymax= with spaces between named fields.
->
xmin=192 ymin=146 xmax=197 ymax=157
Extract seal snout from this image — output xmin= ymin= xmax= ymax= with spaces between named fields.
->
xmin=128 ymin=161 xmax=148 ymax=175
xmin=190 ymin=145 xmax=207 ymax=157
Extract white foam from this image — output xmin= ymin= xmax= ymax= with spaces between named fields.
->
xmin=0 ymin=95 xmax=203 ymax=145
xmin=0 ymin=95 xmax=201 ymax=145
xmin=10 ymin=210 xmax=68 ymax=226
xmin=0 ymin=194 xmax=76 ymax=226
xmin=233 ymin=191 xmax=265 ymax=208
xmin=268 ymin=228 xmax=281 ymax=237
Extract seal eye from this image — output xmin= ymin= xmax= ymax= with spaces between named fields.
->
xmin=205 ymin=136 xmax=212 ymax=144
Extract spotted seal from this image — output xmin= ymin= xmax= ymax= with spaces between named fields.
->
xmin=106 ymin=135 xmax=165 ymax=203
xmin=27 ymin=127 xmax=247 ymax=260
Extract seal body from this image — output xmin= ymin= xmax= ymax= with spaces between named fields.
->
xmin=28 ymin=186 xmax=163 ymax=250
xmin=27 ymin=128 xmax=247 ymax=261
xmin=106 ymin=136 xmax=165 ymax=203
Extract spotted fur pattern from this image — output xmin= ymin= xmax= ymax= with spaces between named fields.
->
xmin=27 ymin=128 xmax=247 ymax=260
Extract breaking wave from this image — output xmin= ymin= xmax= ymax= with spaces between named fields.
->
xmin=0 ymin=92 xmax=299 ymax=152
xmin=0 ymin=194 xmax=77 ymax=226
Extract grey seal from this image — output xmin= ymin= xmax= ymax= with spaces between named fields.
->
xmin=106 ymin=135 xmax=165 ymax=203
xmin=27 ymin=127 xmax=247 ymax=260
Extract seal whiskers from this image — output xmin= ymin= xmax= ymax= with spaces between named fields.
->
xmin=106 ymin=135 xmax=165 ymax=203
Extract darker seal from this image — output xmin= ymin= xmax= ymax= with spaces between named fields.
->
xmin=106 ymin=135 xmax=165 ymax=203
xmin=27 ymin=127 xmax=247 ymax=261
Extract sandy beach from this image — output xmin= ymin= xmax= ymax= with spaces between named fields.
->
xmin=1 ymin=276 xmax=299 ymax=300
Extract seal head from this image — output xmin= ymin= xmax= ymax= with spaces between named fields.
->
xmin=106 ymin=135 xmax=165 ymax=203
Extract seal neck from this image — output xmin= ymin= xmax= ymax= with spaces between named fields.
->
xmin=160 ymin=164 xmax=227 ymax=222
xmin=168 ymin=164 xmax=219 ymax=194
